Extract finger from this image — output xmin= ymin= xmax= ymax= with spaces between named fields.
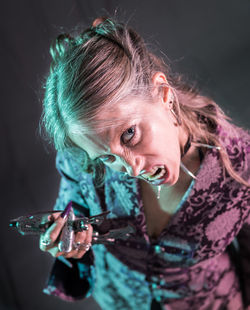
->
xmin=47 ymin=246 xmax=61 ymax=257
xmin=85 ymin=224 xmax=93 ymax=246
xmin=40 ymin=234 xmax=50 ymax=251
xmin=48 ymin=212 xmax=61 ymax=222
xmin=40 ymin=217 xmax=66 ymax=249
xmin=62 ymin=230 xmax=87 ymax=258
xmin=57 ymin=225 xmax=89 ymax=258
xmin=40 ymin=212 xmax=62 ymax=251
xmin=39 ymin=239 xmax=61 ymax=257
xmin=53 ymin=225 xmax=93 ymax=259
xmin=40 ymin=203 xmax=72 ymax=249
xmin=72 ymin=224 xmax=93 ymax=259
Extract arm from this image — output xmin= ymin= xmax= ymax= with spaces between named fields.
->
xmin=43 ymin=151 xmax=96 ymax=301
xmin=235 ymin=220 xmax=250 ymax=309
xmin=226 ymin=127 xmax=250 ymax=309
xmin=53 ymin=150 xmax=90 ymax=216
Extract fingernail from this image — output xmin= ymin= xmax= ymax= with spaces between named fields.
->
xmin=60 ymin=202 xmax=72 ymax=219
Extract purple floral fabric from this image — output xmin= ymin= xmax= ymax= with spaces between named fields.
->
xmin=44 ymin=123 xmax=250 ymax=310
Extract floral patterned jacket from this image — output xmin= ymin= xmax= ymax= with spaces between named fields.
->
xmin=44 ymin=123 xmax=250 ymax=310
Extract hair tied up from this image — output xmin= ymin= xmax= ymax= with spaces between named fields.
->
xmin=50 ymin=33 xmax=74 ymax=70
xmin=92 ymin=17 xmax=108 ymax=28
xmin=90 ymin=17 xmax=130 ymax=59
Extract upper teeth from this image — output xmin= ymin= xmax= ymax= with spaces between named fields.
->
xmin=140 ymin=166 xmax=166 ymax=181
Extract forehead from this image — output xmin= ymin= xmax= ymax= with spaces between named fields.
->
xmin=70 ymin=98 xmax=153 ymax=158
xmin=95 ymin=97 xmax=147 ymax=121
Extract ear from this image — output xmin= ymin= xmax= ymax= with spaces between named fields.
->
xmin=151 ymin=72 xmax=172 ymax=107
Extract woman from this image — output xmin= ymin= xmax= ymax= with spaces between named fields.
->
xmin=40 ymin=17 xmax=250 ymax=310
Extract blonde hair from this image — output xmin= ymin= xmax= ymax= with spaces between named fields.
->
xmin=41 ymin=17 xmax=249 ymax=187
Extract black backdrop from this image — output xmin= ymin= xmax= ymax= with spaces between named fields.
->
xmin=1 ymin=1 xmax=250 ymax=309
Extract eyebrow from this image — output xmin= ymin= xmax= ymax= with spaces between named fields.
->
xmin=89 ymin=135 xmax=112 ymax=161
xmin=87 ymin=118 xmax=134 ymax=161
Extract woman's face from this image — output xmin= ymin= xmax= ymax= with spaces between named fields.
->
xmin=71 ymin=97 xmax=187 ymax=187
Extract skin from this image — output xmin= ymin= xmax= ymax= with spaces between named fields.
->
xmin=72 ymin=73 xmax=189 ymax=184
xmin=40 ymin=72 xmax=201 ymax=258
xmin=40 ymin=212 xmax=93 ymax=259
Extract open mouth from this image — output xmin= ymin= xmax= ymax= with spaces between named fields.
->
xmin=140 ymin=166 xmax=168 ymax=184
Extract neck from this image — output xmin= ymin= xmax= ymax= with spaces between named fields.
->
xmin=150 ymin=128 xmax=202 ymax=197
xmin=174 ymin=127 xmax=202 ymax=192
xmin=178 ymin=145 xmax=200 ymax=186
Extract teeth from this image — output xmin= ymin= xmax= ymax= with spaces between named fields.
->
xmin=140 ymin=166 xmax=166 ymax=181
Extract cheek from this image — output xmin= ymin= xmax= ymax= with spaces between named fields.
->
xmin=156 ymin=125 xmax=180 ymax=155
xmin=152 ymin=117 xmax=177 ymax=142
xmin=166 ymin=155 xmax=181 ymax=185
xmin=164 ymin=126 xmax=180 ymax=154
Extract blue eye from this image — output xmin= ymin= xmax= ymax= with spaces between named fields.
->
xmin=121 ymin=126 xmax=136 ymax=144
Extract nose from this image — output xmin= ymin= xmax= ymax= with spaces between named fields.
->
xmin=122 ymin=155 xmax=143 ymax=177
xmin=109 ymin=144 xmax=143 ymax=177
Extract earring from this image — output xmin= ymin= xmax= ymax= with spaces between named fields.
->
xmin=168 ymin=93 xmax=174 ymax=105
xmin=191 ymin=141 xmax=221 ymax=150
xmin=180 ymin=141 xmax=221 ymax=179
xmin=170 ymin=108 xmax=182 ymax=125
xmin=180 ymin=162 xmax=197 ymax=179
xmin=168 ymin=94 xmax=182 ymax=126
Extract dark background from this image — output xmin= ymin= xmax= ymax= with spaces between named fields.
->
xmin=1 ymin=1 xmax=249 ymax=309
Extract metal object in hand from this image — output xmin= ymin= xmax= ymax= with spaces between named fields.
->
xmin=9 ymin=209 xmax=134 ymax=251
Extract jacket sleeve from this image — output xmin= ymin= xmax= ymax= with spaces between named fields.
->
xmin=43 ymin=151 xmax=96 ymax=301
xmin=235 ymin=221 xmax=250 ymax=307
xmin=233 ymin=129 xmax=250 ymax=308
xmin=222 ymin=125 xmax=250 ymax=308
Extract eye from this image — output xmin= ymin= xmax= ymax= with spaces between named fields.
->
xmin=121 ymin=126 xmax=136 ymax=145
xmin=98 ymin=155 xmax=116 ymax=163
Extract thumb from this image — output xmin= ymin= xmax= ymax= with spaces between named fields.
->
xmin=42 ymin=202 xmax=73 ymax=247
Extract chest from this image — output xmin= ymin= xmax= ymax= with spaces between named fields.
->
xmin=140 ymin=180 xmax=188 ymax=239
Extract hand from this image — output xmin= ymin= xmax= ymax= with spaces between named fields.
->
xmin=39 ymin=211 xmax=93 ymax=259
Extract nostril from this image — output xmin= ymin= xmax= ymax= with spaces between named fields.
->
xmin=120 ymin=155 xmax=143 ymax=177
